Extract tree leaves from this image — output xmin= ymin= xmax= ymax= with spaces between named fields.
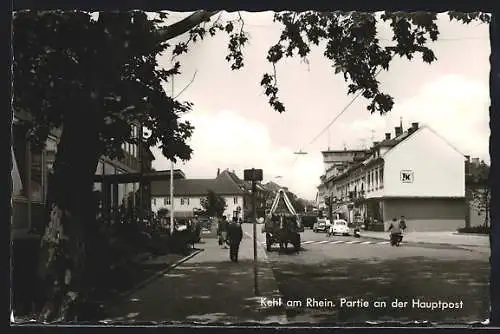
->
xmin=13 ymin=10 xmax=194 ymax=162
xmin=201 ymin=190 xmax=227 ymax=217
xmin=256 ymin=11 xmax=489 ymax=115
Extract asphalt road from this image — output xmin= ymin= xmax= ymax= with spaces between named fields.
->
xmin=247 ymin=225 xmax=490 ymax=324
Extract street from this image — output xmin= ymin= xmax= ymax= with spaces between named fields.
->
xmin=252 ymin=225 xmax=490 ymax=324
xmin=101 ymin=224 xmax=490 ymax=325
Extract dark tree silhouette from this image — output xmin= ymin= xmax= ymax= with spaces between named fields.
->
xmin=200 ymin=190 xmax=227 ymax=218
xmin=12 ymin=9 xmax=493 ymax=322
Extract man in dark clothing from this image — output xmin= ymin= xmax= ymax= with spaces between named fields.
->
xmin=399 ymin=215 xmax=407 ymax=230
xmin=218 ymin=216 xmax=229 ymax=248
xmin=227 ymin=217 xmax=243 ymax=262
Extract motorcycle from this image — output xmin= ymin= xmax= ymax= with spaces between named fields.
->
xmin=390 ymin=232 xmax=403 ymax=246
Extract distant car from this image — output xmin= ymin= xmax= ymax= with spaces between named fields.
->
xmin=300 ymin=215 xmax=318 ymax=229
xmin=197 ymin=217 xmax=212 ymax=230
xmin=313 ymin=218 xmax=331 ymax=233
xmin=328 ymin=219 xmax=350 ymax=236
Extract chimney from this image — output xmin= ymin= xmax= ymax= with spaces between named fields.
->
xmin=373 ymin=141 xmax=380 ymax=147
xmin=385 ymin=133 xmax=391 ymax=140
xmin=472 ymin=157 xmax=480 ymax=166
xmin=411 ymin=122 xmax=419 ymax=130
xmin=395 ymin=126 xmax=402 ymax=137
xmin=217 ymin=168 xmax=220 ymax=176
xmin=465 ymin=155 xmax=471 ymax=176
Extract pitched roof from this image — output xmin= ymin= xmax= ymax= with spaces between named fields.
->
xmin=264 ymin=181 xmax=287 ymax=192
xmin=329 ymin=126 xmax=422 ymax=183
xmin=151 ymin=169 xmax=246 ymax=197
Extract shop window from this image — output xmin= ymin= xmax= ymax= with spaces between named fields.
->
xmin=12 ymin=123 xmax=27 ymax=197
xmin=11 ymin=147 xmax=22 ymax=197
xmin=30 ymin=148 xmax=44 ymax=202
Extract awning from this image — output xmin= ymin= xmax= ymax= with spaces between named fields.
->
xmin=12 ymin=147 xmax=22 ymax=196
xmin=173 ymin=211 xmax=195 ymax=219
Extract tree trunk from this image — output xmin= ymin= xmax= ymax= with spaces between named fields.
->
xmin=465 ymin=188 xmax=472 ymax=228
xmin=37 ymin=103 xmax=100 ymax=322
xmin=489 ymin=12 xmax=500 ymax=325
xmin=485 ymin=189 xmax=490 ymax=228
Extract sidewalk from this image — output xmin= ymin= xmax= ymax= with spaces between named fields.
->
xmin=101 ymin=232 xmax=286 ymax=324
xmin=360 ymin=230 xmax=490 ymax=248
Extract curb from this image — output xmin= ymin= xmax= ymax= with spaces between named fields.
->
xmin=360 ymin=234 xmax=487 ymax=248
xmin=108 ymin=248 xmax=204 ymax=305
xmin=244 ymin=231 xmax=287 ymax=324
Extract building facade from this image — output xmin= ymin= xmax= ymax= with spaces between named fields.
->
xmin=150 ymin=169 xmax=247 ymax=220
xmin=12 ymin=113 xmax=157 ymax=234
xmin=318 ymin=122 xmax=466 ymax=232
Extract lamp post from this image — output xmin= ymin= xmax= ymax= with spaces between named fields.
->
xmin=170 ymin=61 xmax=175 ymax=235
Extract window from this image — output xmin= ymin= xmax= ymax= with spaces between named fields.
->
xmin=375 ymin=170 xmax=379 ymax=189
xmin=164 ymin=197 xmax=171 ymax=206
xmin=180 ymin=198 xmax=186 ymax=206
xmin=380 ymin=168 xmax=384 ymax=188
xmin=131 ymin=125 xmax=136 ymax=138
xmin=233 ymin=197 xmax=238 ymax=205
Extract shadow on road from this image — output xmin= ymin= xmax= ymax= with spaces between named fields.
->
xmin=270 ymin=256 xmax=489 ymax=324
xmin=266 ymin=247 xmax=310 ymax=255
xmin=103 ymin=259 xmax=285 ymax=324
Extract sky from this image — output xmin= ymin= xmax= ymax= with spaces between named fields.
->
xmin=150 ymin=11 xmax=491 ymax=200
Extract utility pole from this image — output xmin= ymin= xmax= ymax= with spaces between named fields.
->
xmin=170 ymin=64 xmax=175 ymax=234
xmin=327 ymin=129 xmax=331 ymax=150
xmin=244 ymin=168 xmax=263 ymax=296
xmin=252 ymin=179 xmax=258 ymax=295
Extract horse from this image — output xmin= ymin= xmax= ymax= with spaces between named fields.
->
xmin=278 ymin=216 xmax=300 ymax=253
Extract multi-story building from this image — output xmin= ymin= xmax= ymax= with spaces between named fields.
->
xmin=150 ymin=169 xmax=247 ymax=220
xmin=12 ymin=111 xmax=162 ymax=233
xmin=318 ymin=122 xmax=466 ymax=232
xmin=316 ymin=148 xmax=371 ymax=217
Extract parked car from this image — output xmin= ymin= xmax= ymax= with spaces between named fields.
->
xmin=328 ymin=219 xmax=350 ymax=236
xmin=313 ymin=218 xmax=331 ymax=233
xmin=197 ymin=216 xmax=212 ymax=230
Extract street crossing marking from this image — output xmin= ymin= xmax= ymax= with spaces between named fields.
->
xmin=260 ymin=239 xmax=397 ymax=249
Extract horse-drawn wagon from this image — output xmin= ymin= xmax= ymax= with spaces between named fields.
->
xmin=261 ymin=189 xmax=304 ymax=252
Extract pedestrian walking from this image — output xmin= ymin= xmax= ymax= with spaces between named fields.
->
xmin=218 ymin=215 xmax=229 ymax=249
xmin=227 ymin=217 xmax=243 ymax=262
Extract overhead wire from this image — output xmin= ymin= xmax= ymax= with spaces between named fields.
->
xmin=291 ymin=68 xmax=383 ymax=166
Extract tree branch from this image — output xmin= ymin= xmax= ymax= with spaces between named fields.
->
xmin=174 ymin=70 xmax=198 ymax=99
xmin=157 ymin=10 xmax=221 ymax=41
